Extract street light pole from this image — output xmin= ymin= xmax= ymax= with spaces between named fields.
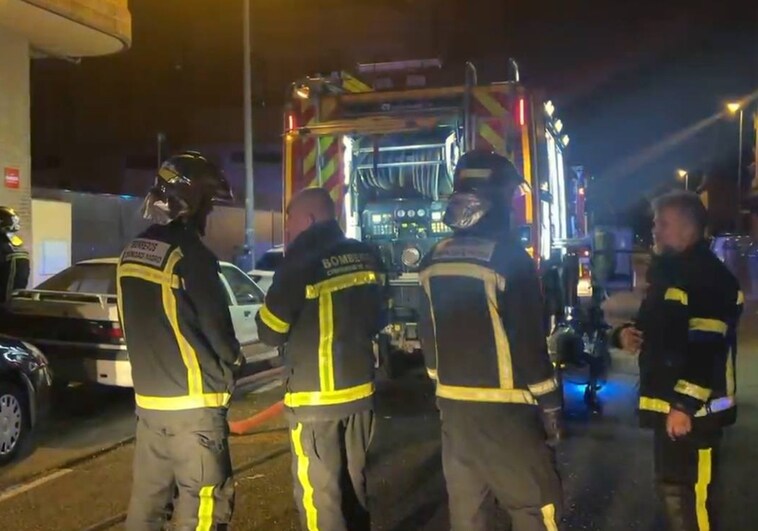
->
xmin=737 ymin=108 xmax=744 ymax=221
xmin=242 ymin=0 xmax=255 ymax=270
xmin=677 ymin=169 xmax=688 ymax=191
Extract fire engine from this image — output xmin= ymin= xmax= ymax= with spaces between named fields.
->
xmin=282 ymin=59 xmax=578 ymax=375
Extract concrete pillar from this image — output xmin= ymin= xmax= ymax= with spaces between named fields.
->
xmin=0 ymin=27 xmax=32 ymax=261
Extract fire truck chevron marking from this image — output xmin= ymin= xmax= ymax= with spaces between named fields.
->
xmin=478 ymin=122 xmax=505 ymax=154
xmin=474 ymin=89 xmax=507 ymax=117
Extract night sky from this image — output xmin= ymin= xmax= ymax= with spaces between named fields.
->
xmin=32 ymin=0 xmax=757 ymax=221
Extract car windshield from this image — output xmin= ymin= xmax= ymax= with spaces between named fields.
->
xmin=37 ymin=263 xmax=117 ymax=295
xmin=255 ymin=250 xmax=284 ymax=272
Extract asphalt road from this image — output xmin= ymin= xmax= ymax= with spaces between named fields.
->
xmin=1 ymin=300 xmax=757 ymax=530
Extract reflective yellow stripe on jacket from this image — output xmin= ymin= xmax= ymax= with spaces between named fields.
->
xmin=639 ymin=395 xmax=735 ymax=417
xmin=286 ymin=271 xmax=379 ymax=409
xmin=118 ymin=249 xmax=212 ymax=411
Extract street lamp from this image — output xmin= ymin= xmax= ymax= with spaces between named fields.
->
xmin=677 ymin=169 xmax=689 ymax=191
xmin=727 ymin=102 xmax=744 ymax=229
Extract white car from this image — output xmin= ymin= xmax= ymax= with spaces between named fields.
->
xmin=0 ymin=258 xmax=274 ymax=388
xmin=248 ymin=245 xmax=284 ymax=293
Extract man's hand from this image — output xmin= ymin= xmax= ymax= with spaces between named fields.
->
xmin=619 ymin=326 xmax=643 ymax=352
xmin=666 ymin=408 xmax=692 ymax=440
xmin=541 ymin=408 xmax=564 ymax=447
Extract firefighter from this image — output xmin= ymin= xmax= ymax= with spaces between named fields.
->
xmin=118 ymin=152 xmax=244 ymax=531
xmin=0 ymin=206 xmax=30 ymax=305
xmin=614 ymin=191 xmax=741 ymax=531
xmin=255 ymin=187 xmax=385 ymax=531
xmin=418 ymin=150 xmax=563 ymax=531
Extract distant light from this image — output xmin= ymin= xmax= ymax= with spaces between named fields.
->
xmin=295 ymin=84 xmax=310 ymax=99
xmin=544 ymin=100 xmax=555 ymax=117
xmin=578 ymin=187 xmax=585 ymax=196
xmin=287 ymin=113 xmax=295 ymax=131
xmin=726 ymin=102 xmax=741 ymax=114
xmin=519 ymin=98 xmax=526 ymax=126
xmin=562 ymin=134 xmax=570 ymax=146
xmin=554 ymin=119 xmax=563 ymax=133
xmin=676 ymin=169 xmax=688 ymax=179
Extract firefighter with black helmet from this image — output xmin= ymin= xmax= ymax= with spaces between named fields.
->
xmin=118 ymin=151 xmax=244 ymax=530
xmin=418 ymin=150 xmax=563 ymax=531
xmin=0 ymin=206 xmax=29 ymax=305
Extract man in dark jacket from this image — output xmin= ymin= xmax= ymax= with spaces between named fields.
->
xmin=256 ymin=187 xmax=385 ymax=531
xmin=615 ymin=191 xmax=741 ymax=531
xmin=418 ymin=150 xmax=563 ymax=531
xmin=0 ymin=206 xmax=29 ymax=304
xmin=118 ymin=152 xmax=244 ymax=531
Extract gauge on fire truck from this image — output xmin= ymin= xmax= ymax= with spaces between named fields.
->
xmin=401 ymin=246 xmax=422 ymax=267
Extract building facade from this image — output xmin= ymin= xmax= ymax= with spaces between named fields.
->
xmin=0 ymin=0 xmax=132 ymax=262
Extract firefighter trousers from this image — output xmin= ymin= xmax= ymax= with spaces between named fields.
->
xmin=654 ymin=422 xmax=722 ymax=531
xmin=288 ymin=410 xmax=375 ymax=531
xmin=125 ymin=408 xmax=235 ymax=531
xmin=440 ymin=403 xmax=563 ymax=531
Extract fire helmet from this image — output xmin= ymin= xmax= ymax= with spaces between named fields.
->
xmin=443 ymin=150 xmax=524 ymax=230
xmin=0 ymin=207 xmax=21 ymax=233
xmin=142 ymin=151 xmax=233 ymax=234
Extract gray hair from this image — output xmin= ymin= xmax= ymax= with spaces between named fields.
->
xmin=651 ymin=190 xmax=707 ymax=235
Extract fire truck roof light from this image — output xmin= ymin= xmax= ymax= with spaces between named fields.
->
xmin=519 ymin=98 xmax=526 ymax=127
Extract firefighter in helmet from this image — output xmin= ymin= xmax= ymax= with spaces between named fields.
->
xmin=0 ymin=206 xmax=29 ymax=305
xmin=118 ymin=152 xmax=244 ymax=530
xmin=418 ymin=150 xmax=563 ymax=531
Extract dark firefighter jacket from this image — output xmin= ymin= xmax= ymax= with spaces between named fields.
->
xmin=0 ymin=234 xmax=29 ymax=303
xmin=117 ymin=221 xmax=241 ymax=412
xmin=614 ymin=241 xmax=742 ymax=429
xmin=418 ymin=230 xmax=562 ymax=412
xmin=255 ymin=220 xmax=385 ymax=421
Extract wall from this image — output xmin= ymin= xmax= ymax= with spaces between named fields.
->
xmin=31 ymin=198 xmax=71 ymax=287
xmin=32 ymin=188 xmax=282 ymax=268
xmin=0 ymin=27 xmax=33 ymax=264
xmin=203 ymin=205 xmax=283 ymax=265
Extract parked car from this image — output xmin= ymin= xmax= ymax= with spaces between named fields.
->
xmin=0 ymin=258 xmax=271 ymax=388
xmin=248 ymin=245 xmax=284 ymax=293
xmin=0 ymin=335 xmax=52 ymax=465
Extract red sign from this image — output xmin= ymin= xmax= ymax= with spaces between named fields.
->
xmin=4 ymin=167 xmax=19 ymax=189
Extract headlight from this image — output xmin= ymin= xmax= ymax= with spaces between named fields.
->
xmin=417 ymin=209 xmax=426 ymax=217
xmin=401 ymin=247 xmax=422 ymax=267
xmin=396 ymin=209 xmax=406 ymax=218
xmin=407 ymin=210 xmax=416 ymax=218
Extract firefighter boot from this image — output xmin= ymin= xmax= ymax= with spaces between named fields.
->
xmin=657 ymin=483 xmax=698 ymax=531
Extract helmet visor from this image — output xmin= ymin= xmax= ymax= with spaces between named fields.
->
xmin=443 ymin=192 xmax=492 ymax=230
